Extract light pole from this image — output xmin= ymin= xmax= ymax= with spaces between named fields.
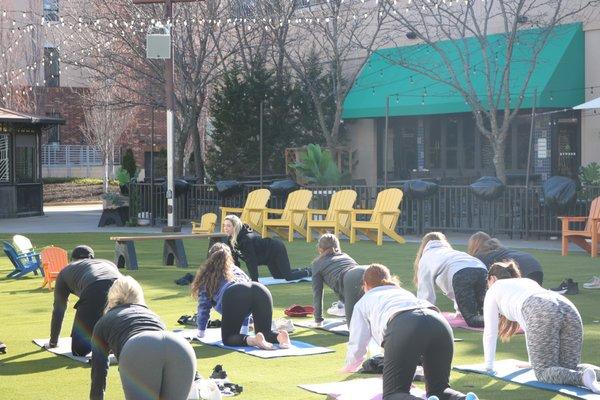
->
xmin=384 ymin=95 xmax=390 ymax=188
xmin=260 ymin=100 xmax=264 ymax=186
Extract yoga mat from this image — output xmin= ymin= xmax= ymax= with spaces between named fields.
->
xmin=442 ymin=312 xmax=523 ymax=334
xmin=33 ymin=338 xmax=117 ymax=364
xmin=299 ymin=378 xmax=426 ymax=400
xmin=174 ymin=328 xmax=333 ymax=359
xmin=258 ymin=276 xmax=312 ymax=285
xmin=455 ymin=359 xmax=600 ymax=400
xmin=295 ymin=318 xmax=349 ymax=336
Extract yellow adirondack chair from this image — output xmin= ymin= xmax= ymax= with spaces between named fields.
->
xmin=261 ymin=189 xmax=313 ymax=242
xmin=220 ymin=189 xmax=271 ymax=232
xmin=306 ymin=189 xmax=357 ymax=242
xmin=350 ymin=188 xmax=405 ymax=246
xmin=191 ymin=213 xmax=218 ymax=234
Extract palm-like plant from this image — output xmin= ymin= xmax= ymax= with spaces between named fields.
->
xmin=289 ymin=144 xmax=342 ymax=185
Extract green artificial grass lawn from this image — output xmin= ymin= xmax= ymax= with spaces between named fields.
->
xmin=1 ymin=233 xmax=599 ymax=400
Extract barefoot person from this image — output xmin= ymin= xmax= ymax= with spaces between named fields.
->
xmin=344 ymin=264 xmax=477 ymax=400
xmin=223 ymin=214 xmax=310 ymax=282
xmin=468 ymin=231 xmax=544 ymax=285
xmin=192 ymin=242 xmax=291 ymax=349
xmin=414 ymin=232 xmax=488 ymax=328
xmin=311 ymin=233 xmax=366 ymax=324
xmin=90 ymin=276 xmax=196 ymax=400
xmin=483 ymin=262 xmax=600 ymax=393
xmin=47 ymin=245 xmax=121 ymax=356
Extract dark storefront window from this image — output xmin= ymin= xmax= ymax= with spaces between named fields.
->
xmin=0 ymin=133 xmax=9 ymax=183
xmin=427 ymin=119 xmax=442 ymax=169
xmin=15 ymin=134 xmax=39 ymax=183
xmin=446 ymin=118 xmax=459 ymax=169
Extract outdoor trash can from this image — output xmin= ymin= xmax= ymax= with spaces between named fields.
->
xmin=470 ymin=176 xmax=505 ymax=200
xmin=403 ymin=180 xmax=438 ymax=199
xmin=543 ymin=176 xmax=577 ymax=211
xmin=215 ymin=180 xmax=243 ymax=197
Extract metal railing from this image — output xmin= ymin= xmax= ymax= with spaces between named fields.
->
xmin=127 ymin=183 xmax=600 ymax=238
xmin=42 ymin=145 xmax=121 ymax=166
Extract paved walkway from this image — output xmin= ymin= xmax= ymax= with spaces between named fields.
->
xmin=0 ymin=204 xmax=579 ymax=252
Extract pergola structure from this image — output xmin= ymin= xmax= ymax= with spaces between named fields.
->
xmin=0 ymin=108 xmax=64 ymax=218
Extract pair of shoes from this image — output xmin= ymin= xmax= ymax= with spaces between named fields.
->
xmin=550 ymin=278 xmax=579 ymax=295
xmin=175 ymin=273 xmax=194 ymax=286
xmin=284 ymin=304 xmax=315 ymax=317
xmin=0 ymin=342 xmax=6 ymax=354
xmin=271 ymin=317 xmax=295 ymax=333
xmin=327 ymin=301 xmax=346 ymax=317
xmin=217 ymin=381 xmax=243 ymax=396
xmin=304 ymin=268 xmax=312 ymax=278
xmin=177 ymin=314 xmax=197 ymax=326
xmin=207 ymin=319 xmax=222 ymax=328
xmin=583 ymin=276 xmax=600 ymax=289
xmin=210 ymin=364 xmax=228 ymax=380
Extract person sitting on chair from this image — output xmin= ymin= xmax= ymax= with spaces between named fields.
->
xmin=46 ymin=245 xmax=121 ymax=356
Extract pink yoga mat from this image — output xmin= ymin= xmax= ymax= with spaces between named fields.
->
xmin=442 ymin=312 xmax=523 ymax=334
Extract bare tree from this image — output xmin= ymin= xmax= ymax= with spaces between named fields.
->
xmin=380 ymin=0 xmax=600 ymax=182
xmin=80 ymin=84 xmax=134 ymax=192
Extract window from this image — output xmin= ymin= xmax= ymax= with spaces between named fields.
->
xmin=516 ymin=121 xmax=531 ymax=169
xmin=15 ymin=134 xmax=38 ymax=183
xmin=0 ymin=134 xmax=9 ymax=183
xmin=46 ymin=114 xmax=60 ymax=143
xmin=427 ymin=119 xmax=442 ymax=169
xmin=463 ymin=118 xmax=475 ymax=169
xmin=43 ymin=0 xmax=59 ymax=22
xmin=44 ymin=47 xmax=60 ymax=87
xmin=446 ymin=118 xmax=459 ymax=169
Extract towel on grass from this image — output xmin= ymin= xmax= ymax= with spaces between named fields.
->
xmin=442 ymin=312 xmax=523 ymax=334
xmin=258 ymin=276 xmax=312 ymax=286
xmin=299 ymin=377 xmax=426 ymax=400
xmin=33 ymin=338 xmax=117 ymax=364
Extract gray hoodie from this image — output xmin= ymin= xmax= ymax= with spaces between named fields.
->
xmin=311 ymin=252 xmax=358 ymax=321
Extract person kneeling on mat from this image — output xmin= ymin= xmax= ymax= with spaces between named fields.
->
xmin=46 ymin=245 xmax=121 ymax=356
xmin=90 ymin=276 xmax=196 ymax=400
xmin=192 ymin=242 xmax=291 ymax=350
xmin=344 ymin=264 xmax=477 ymax=400
xmin=483 ymin=261 xmax=600 ymax=393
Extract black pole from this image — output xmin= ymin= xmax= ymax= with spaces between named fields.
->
xmin=525 ymin=88 xmax=537 ymax=238
xmin=384 ymin=96 xmax=390 ymax=188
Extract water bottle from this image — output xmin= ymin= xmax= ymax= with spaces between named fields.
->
xmin=465 ymin=392 xmax=479 ymax=400
xmin=427 ymin=396 xmax=439 ymax=400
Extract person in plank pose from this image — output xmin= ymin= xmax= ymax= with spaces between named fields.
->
xmin=468 ymin=231 xmax=544 ymax=285
xmin=414 ymin=232 xmax=488 ymax=327
xmin=311 ymin=233 xmax=366 ymax=324
xmin=344 ymin=264 xmax=478 ymax=400
xmin=223 ymin=214 xmax=310 ymax=281
xmin=192 ymin=242 xmax=291 ymax=349
xmin=483 ymin=261 xmax=600 ymax=393
xmin=90 ymin=276 xmax=196 ymax=400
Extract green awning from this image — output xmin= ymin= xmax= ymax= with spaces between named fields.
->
xmin=342 ymin=23 xmax=584 ymax=119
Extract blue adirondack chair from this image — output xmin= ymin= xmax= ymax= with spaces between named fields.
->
xmin=3 ymin=241 xmax=44 ymax=279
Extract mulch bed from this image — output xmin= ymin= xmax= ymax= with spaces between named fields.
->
xmin=43 ymin=183 xmax=116 ymax=204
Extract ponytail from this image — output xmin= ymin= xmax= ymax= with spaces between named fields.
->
xmin=488 ymin=260 xmax=522 ymax=342
xmin=363 ymin=263 xmax=400 ymax=288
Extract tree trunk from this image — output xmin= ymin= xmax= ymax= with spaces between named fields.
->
xmin=191 ymin=122 xmax=205 ymax=183
xmin=103 ymin=154 xmax=109 ymax=193
xmin=491 ymin=136 xmax=507 ymax=183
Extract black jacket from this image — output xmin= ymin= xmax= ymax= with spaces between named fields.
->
xmin=228 ymin=224 xmax=276 ymax=281
xmin=476 ymin=247 xmax=543 ymax=278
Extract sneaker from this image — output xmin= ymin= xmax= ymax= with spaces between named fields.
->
xmin=327 ymin=301 xmax=346 ymax=317
xmin=271 ymin=317 xmax=295 ymax=333
xmin=551 ymin=278 xmax=579 ymax=295
xmin=175 ymin=273 xmax=194 ymax=286
xmin=583 ymin=276 xmax=600 ymax=289
xmin=210 ymin=364 xmax=228 ymax=380
xmin=0 ymin=342 xmax=6 ymax=354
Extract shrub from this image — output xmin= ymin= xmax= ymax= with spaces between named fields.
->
xmin=122 ymin=148 xmax=137 ymax=178
xmin=288 ymin=144 xmax=344 ymax=185
xmin=116 ymin=168 xmax=131 ymax=186
xmin=579 ymin=162 xmax=600 ymax=186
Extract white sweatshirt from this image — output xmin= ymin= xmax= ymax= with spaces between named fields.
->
xmin=482 ymin=278 xmax=573 ymax=370
xmin=416 ymin=240 xmax=487 ymax=308
xmin=345 ymin=285 xmax=434 ymax=369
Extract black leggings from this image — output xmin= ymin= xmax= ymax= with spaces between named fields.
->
xmin=220 ymin=282 xmax=279 ymax=346
xmin=71 ymin=279 xmax=114 ymax=356
xmin=383 ymin=308 xmax=465 ymax=400
xmin=451 ymin=267 xmax=487 ymax=328
xmin=266 ymin=241 xmax=307 ymax=281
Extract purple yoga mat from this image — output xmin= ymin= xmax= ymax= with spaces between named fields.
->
xmin=442 ymin=312 xmax=523 ymax=334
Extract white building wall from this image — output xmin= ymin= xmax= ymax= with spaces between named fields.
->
xmin=347 ymin=119 xmax=378 ymax=186
xmin=581 ymin=24 xmax=600 ymax=167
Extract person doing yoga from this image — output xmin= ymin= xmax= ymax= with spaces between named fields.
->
xmin=47 ymin=245 xmax=121 ymax=356
xmin=414 ymin=232 xmax=487 ymax=328
xmin=90 ymin=276 xmax=196 ymax=400
xmin=192 ymin=242 xmax=291 ymax=350
xmin=344 ymin=264 xmax=477 ymax=400
xmin=311 ymin=233 xmax=366 ymax=324
xmin=223 ymin=214 xmax=311 ymax=282
xmin=468 ymin=231 xmax=544 ymax=285
xmin=483 ymin=262 xmax=600 ymax=393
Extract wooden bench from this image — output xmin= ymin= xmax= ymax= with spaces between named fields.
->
xmin=110 ymin=233 xmax=228 ymax=270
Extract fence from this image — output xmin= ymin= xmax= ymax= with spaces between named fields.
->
xmin=127 ymin=183 xmax=600 ymax=238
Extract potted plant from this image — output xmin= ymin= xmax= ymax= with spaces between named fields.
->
xmin=137 ymin=211 xmax=152 ymax=226
xmin=101 ymin=192 xmax=128 ymax=210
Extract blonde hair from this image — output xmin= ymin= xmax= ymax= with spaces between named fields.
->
xmin=191 ymin=242 xmax=236 ymax=299
xmin=317 ymin=233 xmax=341 ymax=256
xmin=363 ymin=263 xmax=400 ymax=288
xmin=413 ymin=232 xmax=449 ymax=285
xmin=468 ymin=232 xmax=504 ymax=257
xmin=224 ymin=215 xmax=243 ymax=248
xmin=488 ymin=261 xmax=523 ymax=342
xmin=105 ymin=276 xmax=146 ymax=313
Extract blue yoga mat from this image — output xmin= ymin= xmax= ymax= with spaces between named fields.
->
xmin=455 ymin=359 xmax=600 ymax=400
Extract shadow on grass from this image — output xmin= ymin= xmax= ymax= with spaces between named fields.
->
xmin=0 ymin=349 xmax=82 ymax=375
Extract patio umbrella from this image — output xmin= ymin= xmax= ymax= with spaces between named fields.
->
xmin=573 ymin=96 xmax=600 ymax=109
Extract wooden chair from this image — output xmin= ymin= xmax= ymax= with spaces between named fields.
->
xmin=261 ymin=189 xmax=313 ymax=242
xmin=40 ymin=246 xmax=69 ymax=290
xmin=306 ymin=189 xmax=357 ymax=242
xmin=220 ymin=189 xmax=271 ymax=232
xmin=350 ymin=188 xmax=406 ymax=246
xmin=559 ymin=196 xmax=600 ymax=257
xmin=12 ymin=234 xmax=35 ymax=254
xmin=191 ymin=213 xmax=218 ymax=234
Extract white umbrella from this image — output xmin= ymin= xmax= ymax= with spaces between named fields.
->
xmin=573 ymin=96 xmax=600 ymax=109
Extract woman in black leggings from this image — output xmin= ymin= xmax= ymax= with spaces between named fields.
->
xmin=192 ymin=243 xmax=291 ymax=350
xmin=223 ymin=215 xmax=310 ymax=281
xmin=344 ymin=264 xmax=478 ymax=400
